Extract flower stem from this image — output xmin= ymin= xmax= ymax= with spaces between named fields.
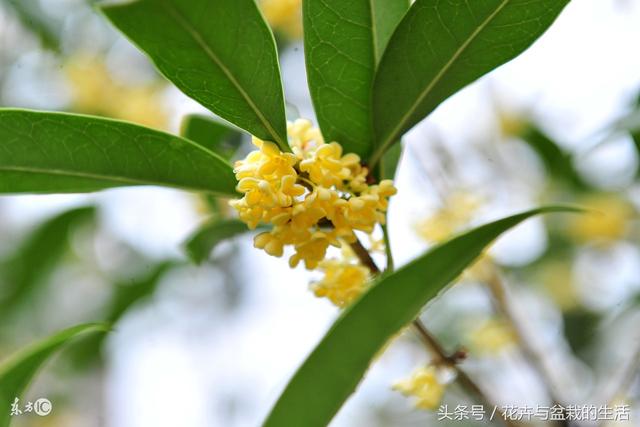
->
xmin=349 ymin=237 xmax=379 ymax=273
xmin=381 ymin=223 xmax=394 ymax=271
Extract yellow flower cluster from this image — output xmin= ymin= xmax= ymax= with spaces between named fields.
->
xmin=393 ymin=366 xmax=448 ymax=410
xmin=231 ymin=119 xmax=396 ymax=270
xmin=65 ymin=55 xmax=168 ymax=130
xmin=311 ymin=255 xmax=370 ymax=308
xmin=259 ymin=0 xmax=303 ymax=39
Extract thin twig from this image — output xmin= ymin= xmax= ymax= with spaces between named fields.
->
xmin=349 ymin=238 xmax=519 ymax=427
xmin=485 ymin=266 xmax=570 ymax=427
xmin=350 ymin=237 xmax=380 ymax=274
xmin=412 ymin=318 xmax=500 ymax=409
xmin=411 ymin=317 xmax=450 ymax=365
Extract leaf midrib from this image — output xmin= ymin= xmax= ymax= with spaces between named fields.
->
xmin=0 ymin=165 xmax=219 ymax=193
xmin=371 ymin=0 xmax=511 ymax=165
xmin=369 ymin=0 xmax=380 ymax=64
xmin=159 ymin=0 xmax=287 ymax=150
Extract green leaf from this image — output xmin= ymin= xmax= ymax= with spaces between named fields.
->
xmin=184 ymin=219 xmax=252 ymax=264
xmin=0 ymin=207 xmax=96 ymax=318
xmin=180 ymin=114 xmax=242 ymax=161
xmin=0 ymin=109 xmax=237 ymax=196
xmin=563 ymin=308 xmax=601 ymax=362
xmin=520 ymin=125 xmax=587 ymax=190
xmin=101 ymin=0 xmax=289 ymax=151
xmin=0 ymin=323 xmax=109 ymax=427
xmin=633 ymin=131 xmax=640 ymax=176
xmin=370 ymin=0 xmax=570 ymax=166
xmin=370 ymin=0 xmax=410 ymax=60
xmin=303 ymin=0 xmax=409 ymax=157
xmin=378 ymin=141 xmax=402 ymax=181
xmin=264 ymin=206 xmax=580 ymax=427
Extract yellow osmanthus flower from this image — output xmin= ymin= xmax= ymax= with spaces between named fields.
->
xmin=567 ymin=194 xmax=634 ymax=244
xmin=537 ymin=260 xmax=579 ymax=311
xmin=64 ymin=55 xmax=168 ymax=130
xmin=467 ymin=318 xmax=517 ymax=355
xmin=497 ymin=109 xmax=527 ymax=138
xmin=393 ymin=366 xmax=447 ymax=410
xmin=367 ymin=234 xmax=386 ymax=253
xmin=416 ymin=191 xmax=482 ymax=243
xmin=230 ymin=119 xmax=396 ymax=270
xmin=259 ymin=0 xmax=302 ymax=39
xmin=311 ymin=257 xmax=370 ymax=308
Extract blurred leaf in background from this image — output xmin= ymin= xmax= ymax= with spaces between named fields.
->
xmin=0 ymin=323 xmax=109 ymax=427
xmin=0 ymin=0 xmax=62 ymax=52
xmin=0 ymin=207 xmax=96 ymax=329
xmin=70 ymin=262 xmax=173 ymax=369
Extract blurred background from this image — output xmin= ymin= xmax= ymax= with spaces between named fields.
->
xmin=0 ymin=0 xmax=639 ymax=426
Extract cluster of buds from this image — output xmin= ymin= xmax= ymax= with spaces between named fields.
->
xmin=230 ymin=119 xmax=396 ymax=271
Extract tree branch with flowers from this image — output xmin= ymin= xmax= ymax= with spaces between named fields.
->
xmin=0 ymin=0 xmax=588 ymax=426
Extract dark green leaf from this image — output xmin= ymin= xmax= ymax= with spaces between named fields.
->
xmin=180 ymin=114 xmax=242 ymax=160
xmin=102 ymin=0 xmax=289 ymax=151
xmin=378 ymin=141 xmax=402 ymax=180
xmin=370 ymin=0 xmax=569 ymax=166
xmin=184 ymin=219 xmax=251 ymax=264
xmin=0 ymin=207 xmax=96 ymax=318
xmin=303 ymin=0 xmax=408 ymax=157
xmin=563 ymin=308 xmax=601 ymax=362
xmin=0 ymin=323 xmax=109 ymax=427
xmin=370 ymin=0 xmax=410 ymax=59
xmin=264 ymin=206 xmax=580 ymax=427
xmin=0 ymin=109 xmax=237 ymax=196
xmin=631 ymin=130 xmax=640 ymax=179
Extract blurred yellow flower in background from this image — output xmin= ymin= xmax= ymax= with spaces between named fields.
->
xmin=567 ymin=194 xmax=634 ymax=244
xmin=415 ymin=191 xmax=483 ymax=243
xmin=64 ymin=55 xmax=168 ymax=130
xmin=393 ymin=366 xmax=447 ymax=410
xmin=537 ymin=260 xmax=579 ymax=311
xmin=496 ymin=108 xmax=527 ymax=138
xmin=467 ymin=318 xmax=517 ymax=355
xmin=259 ymin=0 xmax=302 ymax=39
